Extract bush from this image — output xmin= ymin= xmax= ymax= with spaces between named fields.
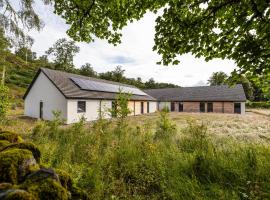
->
xmin=246 ymin=101 xmax=270 ymax=109
xmin=28 ymin=110 xmax=270 ymax=199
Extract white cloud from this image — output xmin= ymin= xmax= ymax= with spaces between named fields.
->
xmin=29 ymin=1 xmax=237 ymax=87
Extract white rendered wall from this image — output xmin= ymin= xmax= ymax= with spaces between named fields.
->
xmin=149 ymin=102 xmax=157 ymax=113
xmin=100 ymin=100 xmax=112 ymax=119
xmin=24 ymin=72 xmax=67 ymax=121
xmin=158 ymin=102 xmax=171 ymax=111
xmin=241 ymin=102 xmax=246 ymax=115
xmin=66 ymin=99 xmax=112 ymax=124
xmin=67 ymin=100 xmax=99 ymax=124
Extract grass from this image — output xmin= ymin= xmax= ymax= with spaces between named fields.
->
xmin=248 ymin=109 xmax=270 ymax=117
xmin=1 ymin=109 xmax=270 ymax=199
xmin=1 ymin=109 xmax=270 ymax=143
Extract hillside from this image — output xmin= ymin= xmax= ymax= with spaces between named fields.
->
xmin=0 ymin=53 xmax=40 ymax=108
xmin=1 ymin=52 xmax=181 ymax=109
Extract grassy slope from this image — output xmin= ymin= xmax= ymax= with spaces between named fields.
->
xmin=1 ymin=53 xmax=39 ymax=107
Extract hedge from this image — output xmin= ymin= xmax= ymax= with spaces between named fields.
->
xmin=246 ymin=101 xmax=270 ymax=109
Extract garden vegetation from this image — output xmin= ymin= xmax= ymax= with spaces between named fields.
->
xmin=27 ymin=94 xmax=270 ymax=200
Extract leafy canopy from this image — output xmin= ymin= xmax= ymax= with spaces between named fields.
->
xmin=208 ymin=71 xmax=228 ymax=86
xmin=51 ymin=0 xmax=270 ymax=93
xmin=0 ymin=0 xmax=49 ymax=46
xmin=46 ymin=38 xmax=80 ymax=72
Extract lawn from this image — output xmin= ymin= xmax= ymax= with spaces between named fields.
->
xmin=127 ymin=111 xmax=270 ymax=143
xmin=2 ymin=109 xmax=270 ymax=144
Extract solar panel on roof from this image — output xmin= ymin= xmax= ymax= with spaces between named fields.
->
xmin=70 ymin=77 xmax=147 ymax=96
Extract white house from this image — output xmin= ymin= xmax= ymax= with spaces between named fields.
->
xmin=24 ymin=68 xmax=157 ymax=124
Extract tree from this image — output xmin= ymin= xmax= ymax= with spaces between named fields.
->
xmin=51 ymin=0 xmax=270 ymax=93
xmin=0 ymin=28 xmax=10 ymax=85
xmin=111 ymin=66 xmax=125 ymax=82
xmin=145 ymin=78 xmax=156 ymax=89
xmin=15 ymin=47 xmax=37 ymax=62
xmin=238 ymin=75 xmax=254 ymax=101
xmin=99 ymin=66 xmax=125 ymax=82
xmin=46 ymin=38 xmax=80 ymax=72
xmin=0 ymin=0 xmax=47 ymax=46
xmin=208 ymin=72 xmax=228 ymax=86
xmin=0 ymin=84 xmax=9 ymax=119
xmin=79 ymin=63 xmax=97 ymax=77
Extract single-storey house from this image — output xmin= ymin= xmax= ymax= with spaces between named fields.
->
xmin=24 ymin=68 xmax=246 ymax=124
xmin=144 ymin=85 xmax=246 ymax=114
xmin=23 ymin=68 xmax=157 ymax=124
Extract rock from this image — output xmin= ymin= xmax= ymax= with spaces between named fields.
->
xmin=0 ymin=131 xmax=23 ymax=143
xmin=56 ymin=169 xmax=90 ymax=200
xmin=0 ymin=189 xmax=36 ymax=200
xmin=55 ymin=169 xmax=73 ymax=190
xmin=0 ymin=140 xmax=11 ymax=151
xmin=0 ymin=183 xmax=13 ymax=191
xmin=2 ymin=142 xmax=41 ymax=163
xmin=25 ymin=168 xmax=60 ymax=183
xmin=0 ymin=148 xmax=39 ymax=184
xmin=20 ymin=175 xmax=69 ymax=200
xmin=0 ymin=130 xmax=90 ymax=200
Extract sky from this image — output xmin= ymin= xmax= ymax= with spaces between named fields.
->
xmin=28 ymin=1 xmax=237 ymax=87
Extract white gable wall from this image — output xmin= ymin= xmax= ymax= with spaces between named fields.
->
xmin=24 ymin=72 xmax=67 ymax=121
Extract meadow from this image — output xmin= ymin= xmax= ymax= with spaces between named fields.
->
xmin=1 ymin=108 xmax=270 ymax=199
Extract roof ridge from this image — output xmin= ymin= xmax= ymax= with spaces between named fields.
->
xmin=144 ymin=84 xmax=243 ymax=91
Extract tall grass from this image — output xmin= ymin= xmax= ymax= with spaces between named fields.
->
xmin=29 ymin=109 xmax=270 ymax=199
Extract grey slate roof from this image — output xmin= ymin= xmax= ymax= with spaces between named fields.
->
xmin=23 ymin=68 xmax=156 ymax=101
xmin=144 ymin=85 xmax=246 ymax=102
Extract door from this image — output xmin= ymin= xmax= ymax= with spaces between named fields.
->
xmin=200 ymin=102 xmax=205 ymax=112
xmin=207 ymin=102 xmax=213 ymax=112
xmin=39 ymin=101 xmax=43 ymax=119
xmin=111 ymin=101 xmax=117 ymax=117
xmin=234 ymin=103 xmax=241 ymax=114
xmin=141 ymin=102 xmax=144 ymax=114
xmin=179 ymin=102 xmax=183 ymax=112
xmin=147 ymin=102 xmax=150 ymax=113
xmin=171 ymin=102 xmax=175 ymax=111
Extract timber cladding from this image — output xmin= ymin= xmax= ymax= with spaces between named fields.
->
xmin=183 ymin=102 xmax=200 ymax=112
xmin=181 ymin=102 xmax=234 ymax=113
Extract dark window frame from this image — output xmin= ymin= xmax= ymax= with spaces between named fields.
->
xmin=234 ymin=102 xmax=241 ymax=114
xmin=77 ymin=101 xmax=86 ymax=113
xmin=179 ymin=102 xmax=183 ymax=112
xmin=171 ymin=102 xmax=175 ymax=112
xmin=200 ymin=102 xmax=205 ymax=112
xmin=207 ymin=102 xmax=213 ymax=113
xmin=141 ymin=102 xmax=144 ymax=114
xmin=39 ymin=101 xmax=43 ymax=119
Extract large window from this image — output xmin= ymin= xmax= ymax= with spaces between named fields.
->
xmin=200 ymin=102 xmax=205 ymax=112
xmin=234 ymin=103 xmax=241 ymax=114
xmin=207 ymin=102 xmax=213 ymax=112
xmin=77 ymin=101 xmax=86 ymax=113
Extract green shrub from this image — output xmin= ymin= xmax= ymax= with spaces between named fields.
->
xmin=28 ymin=109 xmax=270 ymax=199
xmin=246 ymin=101 xmax=270 ymax=109
xmin=0 ymin=84 xmax=9 ymax=119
